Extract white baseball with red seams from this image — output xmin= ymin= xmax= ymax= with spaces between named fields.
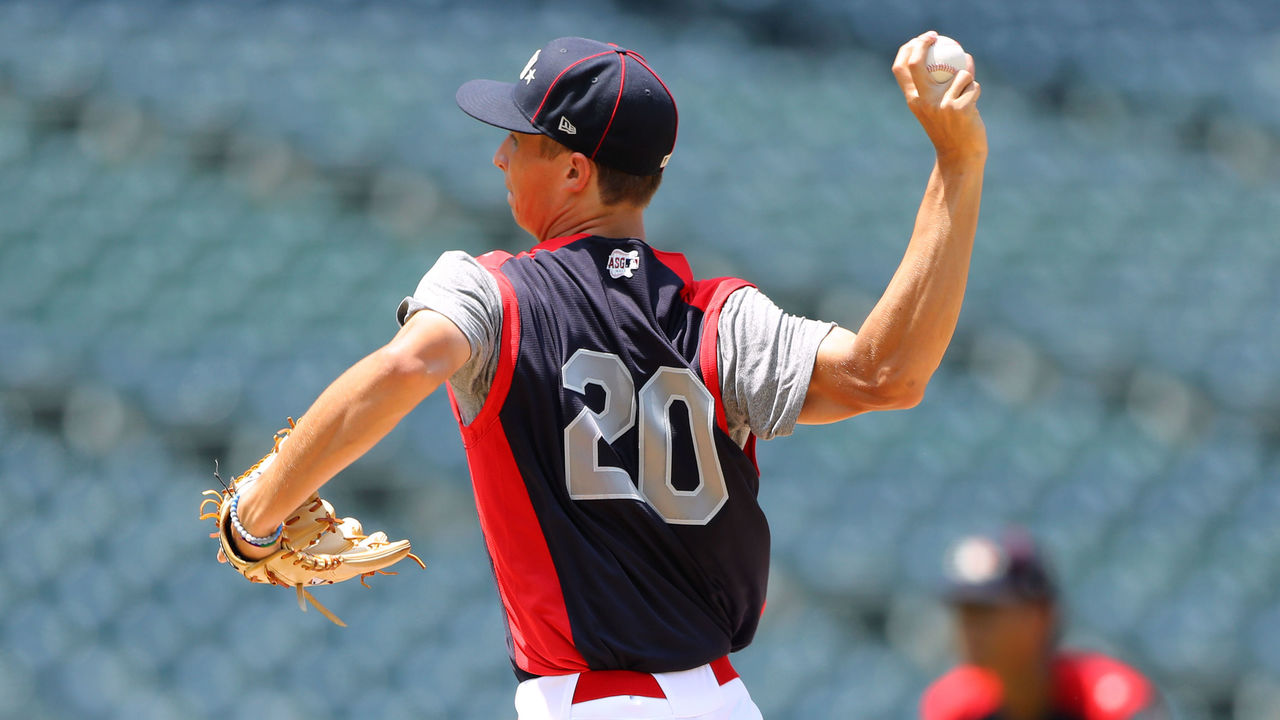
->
xmin=925 ymin=35 xmax=966 ymax=84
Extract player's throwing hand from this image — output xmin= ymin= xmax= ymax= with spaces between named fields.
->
xmin=892 ymin=31 xmax=987 ymax=164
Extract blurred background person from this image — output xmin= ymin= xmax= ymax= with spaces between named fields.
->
xmin=922 ymin=529 xmax=1164 ymax=720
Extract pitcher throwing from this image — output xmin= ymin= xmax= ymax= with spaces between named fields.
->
xmin=218 ymin=32 xmax=986 ymax=719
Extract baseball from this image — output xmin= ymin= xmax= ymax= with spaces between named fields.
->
xmin=925 ymin=35 xmax=966 ymax=85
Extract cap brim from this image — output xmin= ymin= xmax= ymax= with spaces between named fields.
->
xmin=946 ymin=585 xmax=1022 ymax=606
xmin=945 ymin=580 xmax=1051 ymax=606
xmin=456 ymin=79 xmax=539 ymax=134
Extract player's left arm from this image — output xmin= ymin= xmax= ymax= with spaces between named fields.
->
xmin=230 ymin=309 xmax=471 ymax=560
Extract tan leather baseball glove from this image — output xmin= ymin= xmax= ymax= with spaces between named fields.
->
xmin=199 ymin=420 xmax=424 ymax=626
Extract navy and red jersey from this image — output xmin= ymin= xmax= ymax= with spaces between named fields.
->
xmin=922 ymin=653 xmax=1157 ymax=720
xmin=448 ymin=233 xmax=770 ymax=678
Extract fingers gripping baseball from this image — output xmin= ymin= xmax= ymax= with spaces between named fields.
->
xmin=893 ymin=31 xmax=987 ymax=162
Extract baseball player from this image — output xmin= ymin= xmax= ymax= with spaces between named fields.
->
xmin=922 ymin=530 xmax=1164 ymax=720
xmin=223 ymin=32 xmax=985 ymax=719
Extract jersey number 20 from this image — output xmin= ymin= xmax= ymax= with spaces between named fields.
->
xmin=561 ymin=349 xmax=728 ymax=525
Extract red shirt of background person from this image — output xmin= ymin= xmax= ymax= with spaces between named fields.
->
xmin=921 ymin=530 xmax=1165 ymax=720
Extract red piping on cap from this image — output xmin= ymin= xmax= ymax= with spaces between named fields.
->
xmin=530 ymin=51 xmax=614 ymax=122
xmin=625 ymin=52 xmax=678 ymax=150
xmin=591 ymin=52 xmax=626 ymax=159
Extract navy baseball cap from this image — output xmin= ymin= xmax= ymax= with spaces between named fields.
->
xmin=943 ymin=528 xmax=1057 ymax=605
xmin=456 ymin=36 xmax=678 ymax=176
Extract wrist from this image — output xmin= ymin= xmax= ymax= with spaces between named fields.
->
xmin=234 ymin=481 xmax=279 ymax=539
xmin=229 ymin=488 xmax=283 ymax=559
xmin=935 ymin=146 xmax=987 ymax=171
xmin=231 ymin=530 xmax=279 ymax=561
xmin=223 ymin=505 xmax=281 ymax=562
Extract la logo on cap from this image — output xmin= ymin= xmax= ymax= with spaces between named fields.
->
xmin=519 ymin=49 xmax=540 ymax=84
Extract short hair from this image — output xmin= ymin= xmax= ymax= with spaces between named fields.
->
xmin=538 ymin=137 xmax=663 ymax=208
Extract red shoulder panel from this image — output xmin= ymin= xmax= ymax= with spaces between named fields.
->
xmin=486 ymin=266 xmax=516 ymax=395
xmin=692 ymin=277 xmax=753 ymax=435
xmin=1053 ymin=652 xmax=1153 ymax=720
xmin=921 ymin=666 xmax=1003 ymax=720
xmin=450 ymin=251 xmax=519 ymax=439
xmin=652 ymin=247 xmax=694 ymax=286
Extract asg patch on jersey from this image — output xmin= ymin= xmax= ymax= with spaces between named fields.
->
xmin=606 ymin=249 xmax=640 ymax=279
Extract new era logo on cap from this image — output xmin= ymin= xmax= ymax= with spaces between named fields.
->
xmin=456 ymin=37 xmax=678 ymax=176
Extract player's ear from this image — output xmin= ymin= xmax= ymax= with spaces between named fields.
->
xmin=565 ymin=152 xmax=593 ymax=194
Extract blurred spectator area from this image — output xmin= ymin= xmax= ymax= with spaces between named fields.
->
xmin=0 ymin=2 xmax=1278 ymax=719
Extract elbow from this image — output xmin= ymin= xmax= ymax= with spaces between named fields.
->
xmin=860 ymin=366 xmax=930 ymax=411
xmin=378 ymin=342 xmax=424 ymax=376
xmin=867 ymin=381 xmax=926 ymax=411
xmin=892 ymin=385 xmax=927 ymax=410
xmin=375 ymin=343 xmax=438 ymax=393
xmin=376 ymin=310 xmax=472 ymax=395
xmin=803 ymin=363 xmax=929 ymax=423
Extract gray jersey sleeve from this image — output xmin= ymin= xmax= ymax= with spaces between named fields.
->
xmin=716 ymin=287 xmax=835 ymax=446
xmin=396 ymin=250 xmax=502 ymax=425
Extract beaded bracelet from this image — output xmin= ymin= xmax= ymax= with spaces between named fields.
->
xmin=229 ymin=490 xmax=284 ymax=548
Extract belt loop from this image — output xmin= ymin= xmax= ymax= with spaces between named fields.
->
xmin=652 ymin=662 xmax=721 ymax=717
xmin=515 ymin=673 xmax=580 ymax=720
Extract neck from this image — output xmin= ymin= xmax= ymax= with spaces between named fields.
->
xmin=998 ymin=661 xmax=1053 ymax=720
xmin=536 ymin=205 xmax=646 ymax=243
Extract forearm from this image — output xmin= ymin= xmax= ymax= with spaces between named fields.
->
xmin=229 ymin=311 xmax=470 ymax=558
xmin=234 ymin=348 xmax=439 ymax=539
xmin=852 ymin=154 xmax=984 ymax=395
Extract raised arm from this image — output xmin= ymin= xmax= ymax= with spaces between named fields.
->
xmin=799 ymin=31 xmax=987 ymax=423
xmin=230 ymin=309 xmax=471 ymax=559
